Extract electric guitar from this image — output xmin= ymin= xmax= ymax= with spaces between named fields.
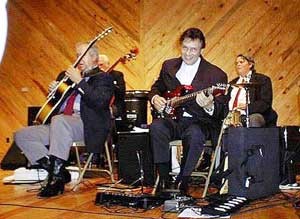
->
xmin=152 ymin=83 xmax=229 ymax=119
xmin=34 ymin=27 xmax=113 ymax=125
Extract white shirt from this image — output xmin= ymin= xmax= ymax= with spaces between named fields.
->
xmin=229 ymin=71 xmax=252 ymax=114
xmin=176 ymin=57 xmax=200 ymax=85
xmin=176 ymin=57 xmax=201 ymax=117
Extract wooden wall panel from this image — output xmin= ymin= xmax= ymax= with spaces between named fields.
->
xmin=0 ymin=0 xmax=299 ymax=160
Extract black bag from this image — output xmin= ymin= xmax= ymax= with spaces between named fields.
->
xmin=225 ymin=127 xmax=280 ymax=200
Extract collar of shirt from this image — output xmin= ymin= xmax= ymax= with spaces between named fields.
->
xmin=176 ymin=57 xmax=201 ymax=85
xmin=238 ymin=70 xmax=252 ymax=83
xmin=229 ymin=71 xmax=252 ymax=113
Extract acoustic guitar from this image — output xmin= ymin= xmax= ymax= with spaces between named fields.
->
xmin=34 ymin=27 xmax=113 ymax=125
xmin=152 ymin=83 xmax=229 ymax=119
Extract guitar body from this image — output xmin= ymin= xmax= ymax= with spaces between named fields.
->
xmin=34 ymin=80 xmax=74 ymax=124
xmin=152 ymin=85 xmax=194 ymax=119
xmin=164 ymin=85 xmax=193 ymax=100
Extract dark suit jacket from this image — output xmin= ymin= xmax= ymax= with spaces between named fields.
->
xmin=229 ymin=71 xmax=277 ymax=126
xmin=57 ymin=67 xmax=114 ymax=153
xmin=149 ymin=56 xmax=228 ymax=145
xmin=110 ymin=70 xmax=126 ymax=119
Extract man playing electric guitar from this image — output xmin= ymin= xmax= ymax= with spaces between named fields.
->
xmin=149 ymin=27 xmax=228 ymax=194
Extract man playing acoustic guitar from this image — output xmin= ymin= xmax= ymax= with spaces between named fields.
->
xmin=149 ymin=27 xmax=228 ymax=194
xmin=14 ymin=42 xmax=114 ymax=198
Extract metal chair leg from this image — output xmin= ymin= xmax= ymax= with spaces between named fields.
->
xmin=202 ymin=121 xmax=226 ymax=198
xmin=72 ymin=152 xmax=94 ymax=191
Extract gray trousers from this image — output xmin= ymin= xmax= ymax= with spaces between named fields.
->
xmin=14 ymin=114 xmax=83 ymax=165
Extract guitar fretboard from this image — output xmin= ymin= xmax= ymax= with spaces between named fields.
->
xmin=171 ymin=87 xmax=212 ymax=106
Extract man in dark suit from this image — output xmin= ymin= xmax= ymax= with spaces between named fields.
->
xmin=149 ymin=27 xmax=228 ymax=193
xmin=14 ymin=43 xmax=114 ymax=197
xmin=228 ymin=54 xmax=277 ymax=127
xmin=98 ymin=54 xmax=126 ymax=119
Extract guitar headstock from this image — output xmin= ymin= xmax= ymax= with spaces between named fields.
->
xmin=212 ymin=83 xmax=229 ymax=96
xmin=94 ymin=27 xmax=113 ymax=41
xmin=120 ymin=47 xmax=139 ymax=64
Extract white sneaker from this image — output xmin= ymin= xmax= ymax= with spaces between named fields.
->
xmin=279 ymin=183 xmax=300 ymax=190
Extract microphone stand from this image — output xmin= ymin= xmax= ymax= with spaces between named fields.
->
xmin=129 ymin=150 xmax=144 ymax=193
xmin=245 ymin=87 xmax=250 ymax=128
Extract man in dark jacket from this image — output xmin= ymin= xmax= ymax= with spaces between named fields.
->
xmin=98 ymin=54 xmax=126 ymax=119
xmin=14 ymin=42 xmax=114 ymax=197
xmin=228 ymin=54 xmax=277 ymax=127
xmin=149 ymin=27 xmax=228 ymax=193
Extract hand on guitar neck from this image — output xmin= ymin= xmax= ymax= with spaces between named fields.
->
xmin=196 ymin=91 xmax=214 ymax=111
xmin=65 ymin=66 xmax=83 ymax=84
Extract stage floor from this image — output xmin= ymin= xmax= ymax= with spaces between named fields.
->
xmin=0 ymin=169 xmax=299 ymax=219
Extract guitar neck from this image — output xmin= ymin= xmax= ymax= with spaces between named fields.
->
xmin=106 ymin=59 xmax=121 ymax=73
xmin=172 ymin=87 xmax=211 ymax=106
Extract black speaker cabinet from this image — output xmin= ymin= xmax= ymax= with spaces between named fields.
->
xmin=125 ymin=90 xmax=149 ymax=127
xmin=117 ymin=131 xmax=154 ymax=186
xmin=1 ymin=141 xmax=27 ymax=170
xmin=0 ymin=106 xmax=41 ymax=169
xmin=225 ymin=127 xmax=280 ymax=200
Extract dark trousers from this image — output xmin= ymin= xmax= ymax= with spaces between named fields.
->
xmin=150 ymin=117 xmax=206 ymax=177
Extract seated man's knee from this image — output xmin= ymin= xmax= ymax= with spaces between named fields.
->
xmin=14 ymin=127 xmax=31 ymax=144
xmin=150 ymin=119 xmax=167 ymax=135
xmin=184 ymin=124 xmax=205 ymax=142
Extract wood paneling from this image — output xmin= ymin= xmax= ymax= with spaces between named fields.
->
xmin=0 ymin=0 xmax=299 ymax=159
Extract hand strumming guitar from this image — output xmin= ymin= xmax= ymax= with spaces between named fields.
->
xmin=48 ymin=81 xmax=59 ymax=93
xmin=152 ymin=95 xmax=167 ymax=112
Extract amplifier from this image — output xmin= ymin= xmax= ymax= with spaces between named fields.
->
xmin=117 ymin=131 xmax=154 ymax=186
xmin=225 ymin=127 xmax=280 ymax=200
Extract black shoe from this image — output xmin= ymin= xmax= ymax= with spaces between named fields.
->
xmin=37 ymin=156 xmax=71 ymax=184
xmin=38 ymin=156 xmax=67 ymax=198
xmin=38 ymin=176 xmax=65 ymax=198
xmin=175 ymin=176 xmax=189 ymax=195
xmin=36 ymin=156 xmax=51 ymax=171
xmin=62 ymin=169 xmax=71 ymax=184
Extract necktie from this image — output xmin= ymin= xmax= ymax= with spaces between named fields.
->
xmin=232 ymin=79 xmax=245 ymax=109
xmin=63 ymin=92 xmax=77 ymax=115
xmin=232 ymin=88 xmax=241 ymax=109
